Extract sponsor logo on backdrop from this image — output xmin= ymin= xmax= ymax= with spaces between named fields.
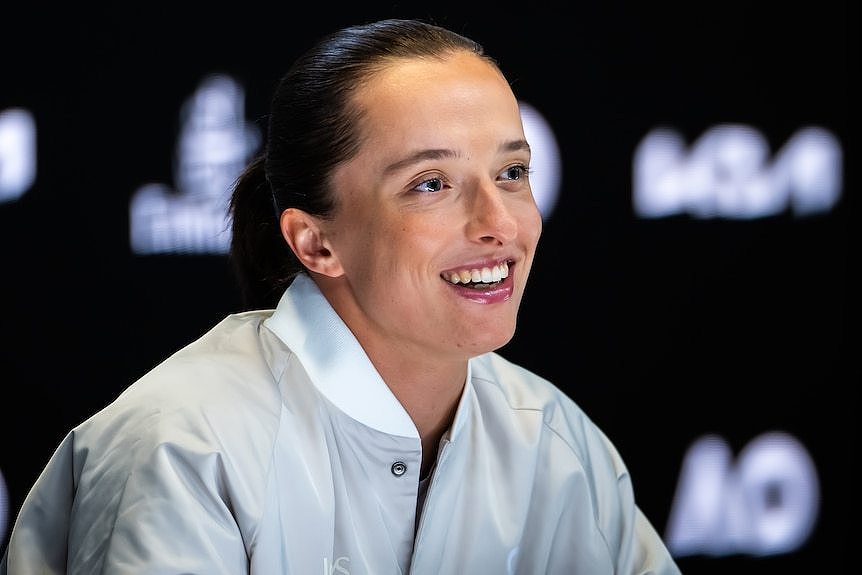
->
xmin=0 ymin=108 xmax=36 ymax=203
xmin=128 ymin=74 xmax=262 ymax=254
xmin=634 ymin=124 xmax=842 ymax=219
xmin=665 ymin=431 xmax=819 ymax=557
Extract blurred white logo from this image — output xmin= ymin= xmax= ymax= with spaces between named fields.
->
xmin=129 ymin=74 xmax=261 ymax=254
xmin=0 ymin=108 xmax=37 ymax=203
xmin=634 ymin=124 xmax=842 ymax=218
xmin=519 ymin=102 xmax=561 ymax=221
xmin=665 ymin=431 xmax=820 ymax=557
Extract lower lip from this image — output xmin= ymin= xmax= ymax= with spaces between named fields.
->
xmin=446 ymin=275 xmax=514 ymax=304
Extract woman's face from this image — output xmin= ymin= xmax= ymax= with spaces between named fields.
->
xmin=320 ymin=51 xmax=542 ymax=363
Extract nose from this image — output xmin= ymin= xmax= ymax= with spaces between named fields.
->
xmin=466 ymin=179 xmax=518 ymax=244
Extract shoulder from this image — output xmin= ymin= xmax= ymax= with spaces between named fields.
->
xmin=469 ymin=352 xmax=626 ymax=475
xmin=470 ymin=351 xmax=569 ymax=410
xmin=124 ymin=310 xmax=280 ymax=408
xmin=469 ymin=351 xmax=585 ymax=426
xmin=75 ymin=310 xmax=286 ymax=466
xmin=48 ymin=311 xmax=297 ymax=549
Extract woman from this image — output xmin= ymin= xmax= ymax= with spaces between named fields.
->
xmin=1 ymin=18 xmax=681 ymax=574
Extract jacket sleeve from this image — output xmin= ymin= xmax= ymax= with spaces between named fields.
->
xmin=1 ymin=431 xmax=75 ymax=575
xmin=3 ymin=418 xmax=253 ymax=575
xmin=613 ymin=471 xmax=683 ymax=574
xmin=544 ymin=411 xmax=683 ymax=575
xmin=594 ymin=429 xmax=682 ymax=575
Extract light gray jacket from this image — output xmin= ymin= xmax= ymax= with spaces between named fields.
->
xmin=1 ymin=274 xmax=680 ymax=574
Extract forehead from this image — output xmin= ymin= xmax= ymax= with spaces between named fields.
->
xmin=368 ymin=51 xmax=505 ymax=89
xmin=351 ymin=52 xmax=524 ymax=152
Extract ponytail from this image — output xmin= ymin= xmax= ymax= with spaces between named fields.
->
xmin=228 ymin=155 xmax=302 ymax=310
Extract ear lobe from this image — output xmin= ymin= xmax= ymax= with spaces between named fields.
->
xmin=279 ymin=208 xmax=344 ymax=277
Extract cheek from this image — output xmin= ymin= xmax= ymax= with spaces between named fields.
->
xmin=338 ymin=213 xmax=415 ymax=274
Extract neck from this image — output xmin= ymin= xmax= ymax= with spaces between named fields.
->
xmin=313 ymin=273 xmax=467 ymax=475
xmin=376 ymin=356 xmax=466 ymax=479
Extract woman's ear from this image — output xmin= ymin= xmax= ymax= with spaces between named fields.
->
xmin=279 ymin=208 xmax=344 ymax=277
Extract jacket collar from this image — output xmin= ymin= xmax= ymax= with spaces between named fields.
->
xmin=264 ymin=273 xmax=420 ymax=438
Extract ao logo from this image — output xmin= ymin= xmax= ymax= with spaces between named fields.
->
xmin=664 ymin=431 xmax=819 ymax=557
xmin=634 ymin=124 xmax=842 ymax=219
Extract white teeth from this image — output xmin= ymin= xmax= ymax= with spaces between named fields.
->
xmin=446 ymin=262 xmax=510 ymax=285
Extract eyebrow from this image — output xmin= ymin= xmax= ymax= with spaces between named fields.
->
xmin=382 ymin=139 xmax=531 ymax=176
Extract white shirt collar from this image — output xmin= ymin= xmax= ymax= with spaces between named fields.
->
xmin=264 ymin=273 xmax=423 ymax=438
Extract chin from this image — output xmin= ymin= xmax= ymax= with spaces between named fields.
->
xmin=472 ymin=327 xmax=517 ymax=355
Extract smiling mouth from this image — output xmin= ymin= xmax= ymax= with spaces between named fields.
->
xmin=443 ymin=261 xmax=510 ymax=289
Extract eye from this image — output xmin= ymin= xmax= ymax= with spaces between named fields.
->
xmin=499 ymin=164 xmax=531 ymax=182
xmin=413 ymin=176 xmax=447 ymax=193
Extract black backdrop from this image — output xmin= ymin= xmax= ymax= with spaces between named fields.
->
xmin=1 ymin=2 xmax=854 ymax=572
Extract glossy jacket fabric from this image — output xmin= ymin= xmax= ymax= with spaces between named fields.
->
xmin=1 ymin=274 xmax=681 ymax=574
